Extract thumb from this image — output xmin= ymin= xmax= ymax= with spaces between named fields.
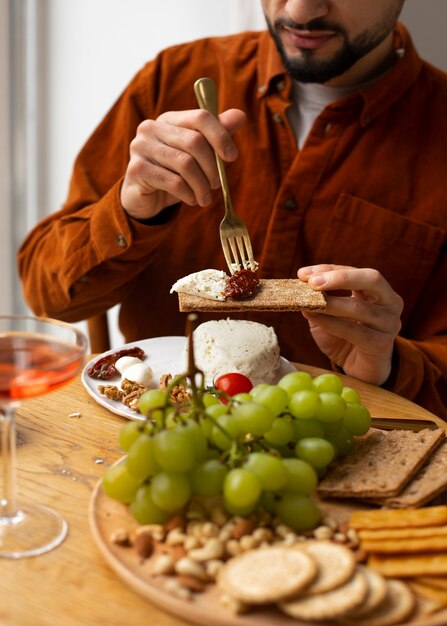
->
xmin=218 ymin=108 xmax=247 ymax=135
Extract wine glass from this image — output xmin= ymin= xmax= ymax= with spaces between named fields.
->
xmin=0 ymin=315 xmax=87 ymax=558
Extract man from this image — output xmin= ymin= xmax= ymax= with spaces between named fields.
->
xmin=18 ymin=1 xmax=447 ymax=418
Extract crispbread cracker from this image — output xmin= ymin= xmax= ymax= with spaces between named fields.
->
xmin=345 ymin=566 xmax=388 ymax=618
xmin=358 ymin=525 xmax=447 ymax=540
xmin=216 ymin=545 xmax=317 ymax=604
xmin=349 ymin=505 xmax=447 ymax=530
xmin=368 ymin=552 xmax=447 ymax=577
xmin=414 ymin=576 xmax=447 ymax=591
xmin=279 ymin=568 xmax=368 ymax=620
xmin=178 ymin=278 xmax=327 ymax=312
xmin=317 ymin=428 xmax=445 ymax=499
xmin=298 ymin=541 xmax=356 ymax=594
xmin=372 ymin=440 xmax=447 ymax=508
xmin=361 ymin=535 xmax=447 ymax=554
xmin=341 ymin=579 xmax=415 ymax=626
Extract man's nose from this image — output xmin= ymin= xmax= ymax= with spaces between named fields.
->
xmin=284 ymin=0 xmax=330 ymax=25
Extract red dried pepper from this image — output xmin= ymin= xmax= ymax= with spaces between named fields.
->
xmin=87 ymin=346 xmax=145 ymax=380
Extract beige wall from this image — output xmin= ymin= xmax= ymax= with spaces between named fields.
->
xmin=401 ymin=0 xmax=447 ymax=71
xmin=0 ymin=0 xmax=12 ymax=312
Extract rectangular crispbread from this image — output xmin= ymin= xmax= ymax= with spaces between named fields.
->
xmin=317 ymin=428 xmax=445 ymax=499
xmin=370 ymin=440 xmax=447 ymax=508
xmin=368 ymin=552 xmax=447 ymax=577
xmin=414 ymin=577 xmax=447 ymax=591
xmin=358 ymin=525 xmax=447 ymax=540
xmin=178 ymin=278 xmax=327 ymax=312
xmin=349 ymin=505 xmax=447 ymax=531
xmin=361 ymin=536 xmax=447 ymax=554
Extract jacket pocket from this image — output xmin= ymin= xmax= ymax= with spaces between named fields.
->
xmin=315 ymin=193 xmax=445 ymax=321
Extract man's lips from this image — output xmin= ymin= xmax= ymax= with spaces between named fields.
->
xmin=282 ymin=27 xmax=337 ymax=50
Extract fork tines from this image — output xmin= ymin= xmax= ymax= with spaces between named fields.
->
xmin=221 ymin=232 xmax=257 ymax=274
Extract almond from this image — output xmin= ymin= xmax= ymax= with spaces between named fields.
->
xmin=230 ymin=518 xmax=256 ymax=540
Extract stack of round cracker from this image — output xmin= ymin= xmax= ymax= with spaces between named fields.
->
xmin=216 ymin=540 xmax=416 ymax=625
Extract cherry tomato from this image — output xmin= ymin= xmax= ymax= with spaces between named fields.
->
xmin=215 ymin=373 xmax=253 ymax=400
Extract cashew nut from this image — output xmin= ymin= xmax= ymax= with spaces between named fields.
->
xmin=205 ymin=559 xmax=224 ymax=580
xmin=152 ymin=553 xmax=175 ymax=575
xmin=184 ymin=535 xmax=201 ymax=551
xmin=313 ymin=525 xmax=334 ymax=541
xmin=188 ymin=538 xmax=225 ymax=562
xmin=225 ymin=539 xmax=242 ymax=558
xmin=174 ymin=557 xmax=208 ymax=581
xmin=134 ymin=524 xmax=165 ymax=542
xmin=200 ymin=521 xmax=219 ymax=539
xmin=164 ymin=578 xmax=192 ymax=600
xmin=166 ymin=528 xmax=187 ymax=546
xmin=239 ymin=535 xmax=259 ymax=552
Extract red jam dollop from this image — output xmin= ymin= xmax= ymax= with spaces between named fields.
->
xmin=223 ymin=269 xmax=260 ymax=300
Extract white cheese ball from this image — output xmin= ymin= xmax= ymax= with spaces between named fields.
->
xmin=185 ymin=319 xmax=280 ymax=386
xmin=115 ymin=356 xmax=143 ymax=374
xmin=121 ymin=362 xmax=153 ymax=386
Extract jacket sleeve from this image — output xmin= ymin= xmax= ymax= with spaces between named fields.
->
xmin=17 ymin=60 xmax=178 ymax=323
xmin=387 ymin=335 xmax=447 ymax=419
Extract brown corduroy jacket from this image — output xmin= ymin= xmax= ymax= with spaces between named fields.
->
xmin=18 ymin=24 xmax=447 ymax=418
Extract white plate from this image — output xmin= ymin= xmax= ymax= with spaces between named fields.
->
xmin=81 ymin=336 xmax=296 ymax=421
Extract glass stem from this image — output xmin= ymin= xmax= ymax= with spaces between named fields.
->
xmin=0 ymin=403 xmax=18 ymax=519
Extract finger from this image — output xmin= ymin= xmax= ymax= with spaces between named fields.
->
xmin=319 ymin=295 xmax=402 ymax=335
xmin=156 ymin=108 xmax=246 ymax=162
xmin=218 ymin=108 xmax=247 ymax=136
xmin=126 ymin=154 xmax=197 ymax=206
xmin=136 ymin=119 xmax=218 ymax=197
xmin=133 ymin=126 xmax=219 ymax=206
xmin=304 ymin=266 xmax=402 ymax=309
xmin=299 ymin=264 xmax=344 ymax=279
xmin=302 ymin=311 xmax=396 ymax=357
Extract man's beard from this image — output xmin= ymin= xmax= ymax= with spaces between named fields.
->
xmin=265 ymin=9 xmax=402 ymax=84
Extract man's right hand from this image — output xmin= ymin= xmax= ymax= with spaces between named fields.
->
xmin=120 ymin=108 xmax=246 ymax=220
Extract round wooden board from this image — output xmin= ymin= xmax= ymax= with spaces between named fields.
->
xmin=89 ymin=482 xmax=447 ymax=626
xmin=89 ymin=365 xmax=447 ymax=626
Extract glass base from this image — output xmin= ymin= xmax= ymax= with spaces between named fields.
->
xmin=0 ymin=503 xmax=68 ymax=558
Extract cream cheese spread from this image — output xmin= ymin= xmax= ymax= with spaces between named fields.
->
xmin=170 ymin=269 xmax=230 ymax=301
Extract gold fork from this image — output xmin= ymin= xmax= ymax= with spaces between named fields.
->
xmin=194 ymin=77 xmax=257 ymax=274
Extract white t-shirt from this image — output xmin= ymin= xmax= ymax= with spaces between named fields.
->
xmin=287 ymin=48 xmax=405 ymax=149
xmin=287 ymin=81 xmax=361 ymax=149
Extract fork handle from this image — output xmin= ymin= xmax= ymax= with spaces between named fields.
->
xmin=194 ymin=77 xmax=234 ymax=215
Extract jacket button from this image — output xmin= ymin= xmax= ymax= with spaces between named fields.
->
xmin=117 ymin=234 xmax=127 ymax=247
xmin=284 ymin=197 xmax=297 ymax=211
xmin=272 ymin=112 xmax=283 ymax=124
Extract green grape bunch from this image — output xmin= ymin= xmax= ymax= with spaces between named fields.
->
xmin=102 ymin=364 xmax=371 ymax=532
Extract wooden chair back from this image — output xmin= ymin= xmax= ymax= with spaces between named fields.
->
xmin=87 ymin=313 xmax=111 ymax=354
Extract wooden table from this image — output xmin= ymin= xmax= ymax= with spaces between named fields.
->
xmin=2 ymin=365 xmax=446 ymax=626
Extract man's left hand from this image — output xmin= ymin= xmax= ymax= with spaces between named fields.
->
xmin=298 ymin=264 xmax=404 ymax=386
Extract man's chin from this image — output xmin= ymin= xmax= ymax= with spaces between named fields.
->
xmin=282 ymin=57 xmax=346 ymax=84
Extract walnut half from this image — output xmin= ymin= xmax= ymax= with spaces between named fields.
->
xmin=160 ymin=374 xmax=191 ymax=405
